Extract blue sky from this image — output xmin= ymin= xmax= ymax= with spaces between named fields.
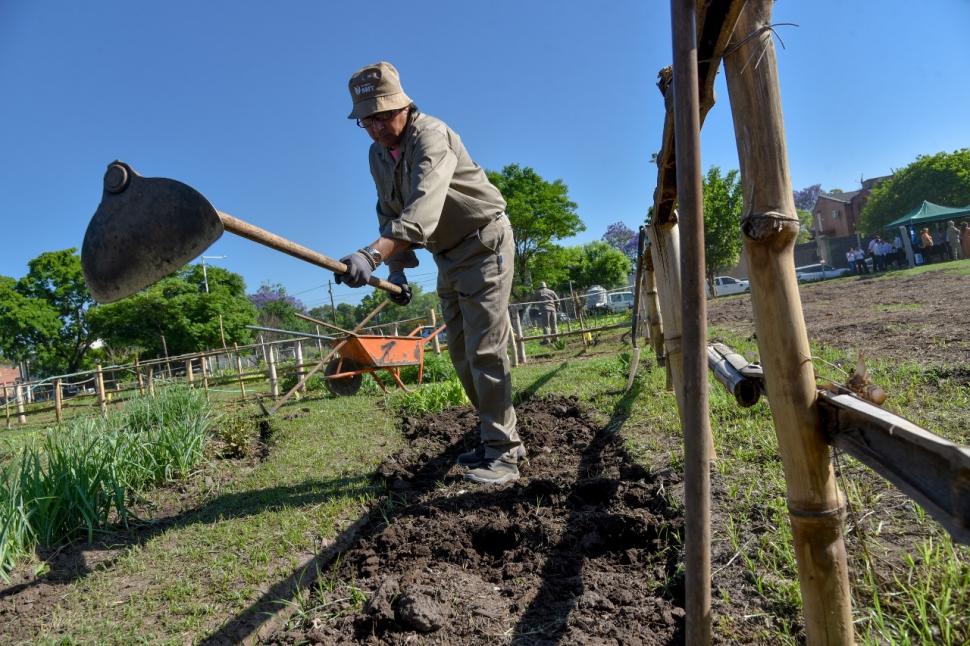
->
xmin=2 ymin=0 xmax=968 ymax=310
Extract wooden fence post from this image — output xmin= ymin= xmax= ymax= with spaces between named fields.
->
xmin=135 ymin=359 xmax=145 ymax=396
xmin=233 ymin=343 xmax=247 ymax=398
xmin=54 ymin=378 xmax=63 ymax=423
xmin=185 ymin=358 xmax=194 ymax=386
xmin=724 ymin=2 xmax=853 ymax=642
xmin=4 ymin=384 xmax=11 ymax=429
xmin=15 ymin=384 xmax=26 ymax=425
xmin=512 ymin=307 xmax=527 ymax=364
xmin=295 ymin=341 xmax=306 ymax=396
xmin=430 ymin=309 xmax=441 ymax=355
xmin=315 ymin=325 xmax=324 ymax=356
xmin=643 ymin=256 xmax=665 ymax=364
xmin=95 ymin=364 xmax=107 ymax=415
xmin=200 ymin=353 xmax=210 ymax=400
xmin=267 ymin=345 xmax=279 ymax=398
xmin=670 ymin=0 xmax=713 ymax=638
xmin=569 ymin=282 xmax=589 ymax=348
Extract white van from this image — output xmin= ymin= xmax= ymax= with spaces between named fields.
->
xmin=607 ymin=291 xmax=634 ymax=313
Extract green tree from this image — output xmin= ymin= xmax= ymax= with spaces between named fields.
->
xmin=487 ymin=164 xmax=585 ymax=288
xmin=89 ymin=264 xmax=257 ymax=358
xmin=526 ymin=245 xmax=583 ymax=296
xmin=0 ymin=249 xmax=97 ymax=375
xmin=568 ymin=241 xmax=632 ymax=290
xmin=860 ymin=149 xmax=970 ymax=232
xmin=796 ymin=209 xmax=814 ymax=243
xmin=702 ymin=166 xmax=744 ymax=294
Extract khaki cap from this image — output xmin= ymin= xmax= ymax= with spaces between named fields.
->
xmin=347 ymin=61 xmax=413 ymax=119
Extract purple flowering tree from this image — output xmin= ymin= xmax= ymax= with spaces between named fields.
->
xmin=602 ymin=222 xmax=638 ymax=260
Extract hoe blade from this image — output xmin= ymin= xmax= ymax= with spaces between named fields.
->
xmin=81 ymin=161 xmax=224 ymax=303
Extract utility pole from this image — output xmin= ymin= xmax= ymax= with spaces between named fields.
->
xmin=328 ymin=280 xmax=337 ymax=326
xmin=201 ymin=255 xmax=229 ymax=349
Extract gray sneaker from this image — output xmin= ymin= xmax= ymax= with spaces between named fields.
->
xmin=464 ymin=457 xmax=520 ymax=485
xmin=456 ymin=444 xmax=526 ymax=466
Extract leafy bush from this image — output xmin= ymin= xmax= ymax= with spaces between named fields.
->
xmin=280 ymin=371 xmax=327 ymax=394
xmin=395 ymin=379 xmax=469 ymax=416
xmin=398 ymin=352 xmax=455 ymax=384
xmin=213 ymin=410 xmax=254 ymax=458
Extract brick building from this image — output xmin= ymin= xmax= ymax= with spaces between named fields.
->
xmin=0 ymin=364 xmax=22 ymax=384
xmin=813 ymin=176 xmax=890 ymax=237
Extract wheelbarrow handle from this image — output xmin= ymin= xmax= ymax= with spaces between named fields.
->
xmin=219 ymin=211 xmax=404 ymax=295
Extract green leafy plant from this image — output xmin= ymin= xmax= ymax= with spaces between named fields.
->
xmin=395 ymin=379 xmax=469 ymax=415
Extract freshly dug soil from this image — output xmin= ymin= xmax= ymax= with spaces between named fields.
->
xmin=270 ymin=396 xmax=688 ymax=645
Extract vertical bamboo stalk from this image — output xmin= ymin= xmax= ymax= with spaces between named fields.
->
xmin=671 ymin=0 xmax=712 ymax=639
xmin=95 ymin=363 xmax=107 ymax=416
xmin=392 ymin=323 xmax=399 ymax=336
xmin=161 ymin=334 xmax=172 ymax=379
xmin=295 ymin=341 xmax=306 ymax=396
xmin=267 ymin=345 xmax=279 ymax=398
xmin=724 ymin=2 xmax=853 ymax=643
xmin=147 ymin=368 xmax=156 ymax=397
xmin=315 ymin=325 xmax=324 ymax=355
xmin=430 ymin=309 xmax=441 ymax=355
xmin=506 ymin=311 xmax=519 ymax=368
xmin=569 ymin=282 xmax=589 ymax=348
xmin=647 ymin=222 xmax=685 ymax=397
xmin=135 ymin=359 xmax=145 ymax=396
xmin=185 ymin=359 xmax=195 ymax=386
xmin=15 ymin=384 xmax=26 ymax=425
xmin=233 ymin=343 xmax=247 ymax=398
xmin=643 ymin=252 xmax=665 ymax=365
xmin=200 ymin=353 xmax=210 ymax=400
xmin=511 ymin=308 xmax=527 ymax=364
xmin=3 ymin=384 xmax=10 ymax=428
xmin=54 ymin=378 xmax=63 ymax=423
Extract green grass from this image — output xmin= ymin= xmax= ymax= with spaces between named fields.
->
xmin=4 ymin=321 xmax=966 ymax=644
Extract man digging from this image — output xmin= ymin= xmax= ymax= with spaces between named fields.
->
xmin=335 ymin=61 xmax=526 ymax=485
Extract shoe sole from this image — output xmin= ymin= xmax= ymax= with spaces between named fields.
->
xmin=463 ymin=470 xmax=520 ymax=485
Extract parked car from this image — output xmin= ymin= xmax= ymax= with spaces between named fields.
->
xmin=795 ymin=263 xmax=853 ymax=283
xmin=607 ymin=291 xmax=634 ymax=313
xmin=585 ymin=285 xmax=608 ymax=312
xmin=706 ymin=275 xmax=750 ymax=297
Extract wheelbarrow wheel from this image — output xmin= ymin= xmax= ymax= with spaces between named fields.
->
xmin=324 ymin=358 xmax=364 ymax=396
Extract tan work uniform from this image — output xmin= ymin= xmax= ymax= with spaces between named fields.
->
xmin=370 ymin=111 xmax=521 ymax=459
xmin=537 ymin=287 xmax=559 ymax=340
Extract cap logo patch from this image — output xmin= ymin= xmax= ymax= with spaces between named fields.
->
xmin=354 ymin=83 xmax=375 ymax=95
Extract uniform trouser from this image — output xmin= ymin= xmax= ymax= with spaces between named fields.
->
xmin=542 ymin=310 xmax=558 ymax=340
xmin=435 ymin=215 xmax=521 ymax=460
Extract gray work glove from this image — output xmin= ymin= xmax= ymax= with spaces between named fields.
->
xmin=387 ymin=269 xmax=411 ymax=306
xmin=335 ymin=251 xmax=375 ymax=288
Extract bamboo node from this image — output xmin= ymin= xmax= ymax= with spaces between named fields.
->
xmin=741 ymin=210 xmax=799 ymax=241
xmin=663 ymin=334 xmax=683 ymax=357
xmin=786 ymin=502 xmax=845 ymax=521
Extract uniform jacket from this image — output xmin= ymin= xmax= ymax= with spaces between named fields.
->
xmin=369 ymin=112 xmax=506 ymax=256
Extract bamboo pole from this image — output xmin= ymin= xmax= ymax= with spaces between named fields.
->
xmin=135 ymin=359 xmax=145 ymax=396
xmin=430 ymin=309 xmax=442 ymax=355
xmin=267 ymin=344 xmax=279 ymax=398
xmin=295 ymin=341 xmax=306 ymax=396
xmin=233 ymin=343 xmax=247 ymax=398
xmin=724 ymin=2 xmax=853 ymax=642
xmin=4 ymin=384 xmax=11 ymax=428
xmin=511 ymin=308 xmax=527 ymax=364
xmin=315 ymin=325 xmax=324 ymax=356
xmin=569 ymin=282 xmax=589 ymax=348
xmin=643 ymin=249 xmax=665 ymax=365
xmin=54 ymin=378 xmax=63 ymax=423
xmin=15 ymin=384 xmax=26 ymax=425
xmin=506 ymin=311 xmax=519 ymax=368
xmin=147 ymin=368 xmax=156 ymax=397
xmin=200 ymin=352 xmax=210 ymax=399
xmin=671 ymin=0 xmax=712 ymax=639
xmin=95 ymin=363 xmax=107 ymax=416
xmin=185 ymin=358 xmax=194 ymax=386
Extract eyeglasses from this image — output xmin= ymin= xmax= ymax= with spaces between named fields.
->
xmin=356 ymin=107 xmax=406 ymax=129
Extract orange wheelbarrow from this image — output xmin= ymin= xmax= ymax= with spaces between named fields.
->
xmin=324 ymin=324 xmax=446 ymax=396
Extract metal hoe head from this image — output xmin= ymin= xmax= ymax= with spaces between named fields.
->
xmin=81 ymin=161 xmax=225 ymax=303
